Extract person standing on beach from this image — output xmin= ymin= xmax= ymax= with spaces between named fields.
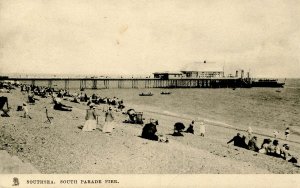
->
xmin=102 ymin=107 xmax=114 ymax=133
xmin=246 ymin=126 xmax=253 ymax=140
xmin=199 ymin=121 xmax=206 ymax=137
xmin=285 ymin=127 xmax=290 ymax=140
xmin=82 ymin=103 xmax=97 ymax=132
xmin=273 ymin=130 xmax=279 ymax=138
xmin=22 ymin=103 xmax=31 ymax=119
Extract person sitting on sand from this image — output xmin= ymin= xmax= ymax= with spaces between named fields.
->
xmin=185 ymin=121 xmax=195 ymax=134
xmin=248 ymin=136 xmax=259 ymax=152
xmin=53 ymin=98 xmax=72 ymax=111
xmin=172 ymin=122 xmax=185 ymax=136
xmin=102 ymin=107 xmax=114 ymax=133
xmin=280 ymin=144 xmax=298 ymax=164
xmin=82 ymin=103 xmax=97 ymax=132
xmin=240 ymin=135 xmax=248 ymax=149
xmin=71 ymin=97 xmax=80 ymax=103
xmin=141 ymin=120 xmax=159 ymax=141
xmin=227 ymin=133 xmax=244 ymax=147
xmin=267 ymin=139 xmax=281 ymax=157
xmin=259 ymin=138 xmax=272 ymax=154
xmin=28 ymin=92 xmax=39 ymax=104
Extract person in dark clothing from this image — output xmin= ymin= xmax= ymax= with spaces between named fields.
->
xmin=240 ymin=135 xmax=248 ymax=149
xmin=141 ymin=121 xmax=159 ymax=141
xmin=267 ymin=139 xmax=281 ymax=157
xmin=185 ymin=121 xmax=194 ymax=134
xmin=172 ymin=122 xmax=185 ymax=136
xmin=0 ymin=96 xmax=9 ymax=117
xmin=0 ymin=96 xmax=9 ymax=110
xmin=227 ymin=133 xmax=244 ymax=147
xmin=248 ymin=136 xmax=259 ymax=152
xmin=84 ymin=94 xmax=88 ymax=102
xmin=53 ymin=98 xmax=72 ymax=111
xmin=28 ymin=93 xmax=39 ymax=104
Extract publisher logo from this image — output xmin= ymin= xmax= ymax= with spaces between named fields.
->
xmin=12 ymin=177 xmax=19 ymax=186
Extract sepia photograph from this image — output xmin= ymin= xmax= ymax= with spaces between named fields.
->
xmin=0 ymin=0 xmax=300 ymax=187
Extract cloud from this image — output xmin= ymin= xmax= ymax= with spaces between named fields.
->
xmin=0 ymin=0 xmax=299 ymax=77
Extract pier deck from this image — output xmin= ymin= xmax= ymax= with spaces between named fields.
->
xmin=6 ymin=77 xmax=251 ymax=90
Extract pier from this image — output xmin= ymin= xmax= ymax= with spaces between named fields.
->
xmin=6 ymin=77 xmax=251 ymax=90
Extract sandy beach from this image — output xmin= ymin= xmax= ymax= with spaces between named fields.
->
xmin=1 ymin=89 xmax=300 ymax=174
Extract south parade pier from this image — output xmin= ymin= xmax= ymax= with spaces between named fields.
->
xmin=6 ymin=76 xmax=252 ymax=90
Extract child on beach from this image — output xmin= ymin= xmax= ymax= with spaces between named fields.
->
xmin=273 ymin=130 xmax=279 ymax=138
xmin=285 ymin=127 xmax=290 ymax=140
xmin=23 ymin=103 xmax=31 ymax=119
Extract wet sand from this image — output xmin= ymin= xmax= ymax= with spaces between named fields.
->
xmin=0 ymin=90 xmax=300 ymax=174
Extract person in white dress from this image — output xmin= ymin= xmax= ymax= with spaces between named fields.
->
xmin=23 ymin=102 xmax=31 ymax=119
xmin=102 ymin=107 xmax=115 ymax=133
xmin=199 ymin=121 xmax=206 ymax=137
xmin=273 ymin=130 xmax=279 ymax=138
xmin=247 ymin=126 xmax=253 ymax=140
xmin=82 ymin=103 xmax=97 ymax=132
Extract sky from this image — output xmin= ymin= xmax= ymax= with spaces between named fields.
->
xmin=0 ymin=0 xmax=300 ymax=78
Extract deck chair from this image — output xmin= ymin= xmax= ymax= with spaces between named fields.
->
xmin=0 ymin=96 xmax=9 ymax=117
xmin=44 ymin=108 xmax=53 ymax=124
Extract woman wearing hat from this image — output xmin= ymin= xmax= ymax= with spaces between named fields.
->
xmin=102 ymin=107 xmax=114 ymax=133
xmin=82 ymin=103 xmax=97 ymax=132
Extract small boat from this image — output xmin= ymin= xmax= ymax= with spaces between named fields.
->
xmin=161 ymin=91 xmax=171 ymax=95
xmin=139 ymin=92 xmax=153 ymax=96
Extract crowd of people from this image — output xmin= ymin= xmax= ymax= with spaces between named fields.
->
xmin=227 ymin=132 xmax=298 ymax=165
xmin=1 ymin=81 xmax=299 ymax=169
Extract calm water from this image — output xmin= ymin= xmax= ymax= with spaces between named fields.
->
xmin=85 ymin=79 xmax=300 ymax=132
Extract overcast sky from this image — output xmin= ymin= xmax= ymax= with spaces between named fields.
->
xmin=0 ymin=0 xmax=299 ymax=78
